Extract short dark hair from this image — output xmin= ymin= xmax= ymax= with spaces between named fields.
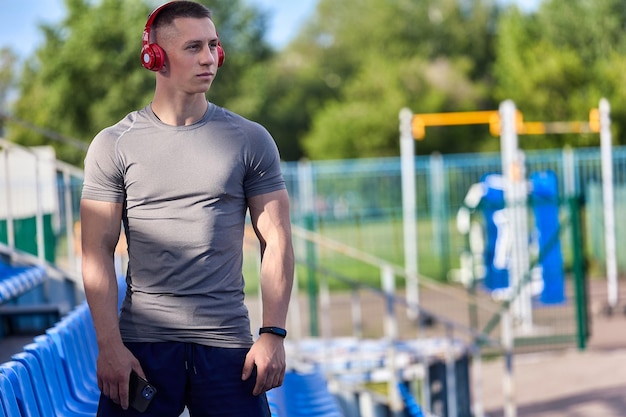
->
xmin=152 ymin=1 xmax=213 ymax=32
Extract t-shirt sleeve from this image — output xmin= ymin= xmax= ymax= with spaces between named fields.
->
xmin=243 ymin=123 xmax=286 ymax=198
xmin=81 ymin=128 xmax=126 ymax=203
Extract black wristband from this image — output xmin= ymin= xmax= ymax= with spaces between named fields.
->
xmin=259 ymin=326 xmax=287 ymax=338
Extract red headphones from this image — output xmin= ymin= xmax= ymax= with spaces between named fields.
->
xmin=141 ymin=2 xmax=225 ymax=71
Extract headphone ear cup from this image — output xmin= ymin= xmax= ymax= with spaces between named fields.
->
xmin=141 ymin=44 xmax=166 ymax=71
xmin=217 ymin=43 xmax=225 ymax=67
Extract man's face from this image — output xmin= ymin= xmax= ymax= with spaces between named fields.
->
xmin=157 ymin=17 xmax=220 ymax=94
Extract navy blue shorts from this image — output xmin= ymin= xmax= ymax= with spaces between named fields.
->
xmin=97 ymin=342 xmax=272 ymax=417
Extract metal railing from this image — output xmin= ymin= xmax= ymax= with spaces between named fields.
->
xmin=280 ymin=225 xmax=505 ymax=417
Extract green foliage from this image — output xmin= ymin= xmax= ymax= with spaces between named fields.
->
xmin=8 ymin=0 xmax=272 ymax=166
xmin=493 ymin=0 xmax=626 ymax=149
xmin=0 ymin=47 xmax=19 ymax=138
xmin=0 ymin=48 xmax=18 ymax=110
xmin=10 ymin=0 xmax=149 ymax=164
xmin=230 ymin=0 xmax=500 ymax=160
xmin=294 ymin=0 xmax=498 ymax=159
xmin=7 ymin=0 xmax=626 ymax=163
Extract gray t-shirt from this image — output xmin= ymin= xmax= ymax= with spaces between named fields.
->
xmin=82 ymin=102 xmax=286 ymax=348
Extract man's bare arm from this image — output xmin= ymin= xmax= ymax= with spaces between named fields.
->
xmin=242 ymin=189 xmax=294 ymax=395
xmin=81 ymin=199 xmax=143 ymax=409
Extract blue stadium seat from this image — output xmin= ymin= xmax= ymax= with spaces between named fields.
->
xmin=46 ymin=325 xmax=100 ymax=405
xmin=0 ymin=264 xmax=47 ymax=303
xmin=74 ymin=305 xmax=98 ymax=369
xmin=398 ymin=382 xmax=426 ymax=417
xmin=268 ymin=370 xmax=343 ymax=417
xmin=0 ymin=361 xmax=43 ymax=416
xmin=10 ymin=352 xmax=57 ymax=417
xmin=0 ymin=372 xmax=22 ymax=417
xmin=266 ymin=384 xmax=286 ymax=417
xmin=58 ymin=307 xmax=98 ymax=387
xmin=32 ymin=334 xmax=99 ymax=410
xmin=0 ymin=395 xmax=7 ymax=417
xmin=29 ymin=335 xmax=99 ymax=413
xmin=13 ymin=349 xmax=95 ymax=417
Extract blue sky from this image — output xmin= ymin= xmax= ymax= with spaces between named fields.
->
xmin=0 ymin=0 xmax=317 ymax=58
xmin=0 ymin=0 xmax=539 ymax=58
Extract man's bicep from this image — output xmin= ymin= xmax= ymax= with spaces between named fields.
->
xmin=248 ymin=189 xmax=291 ymax=221
xmin=248 ymin=189 xmax=291 ymax=239
xmin=80 ymin=198 xmax=124 ymax=253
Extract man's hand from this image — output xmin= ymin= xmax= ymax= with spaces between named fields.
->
xmin=241 ymin=334 xmax=286 ymax=396
xmin=96 ymin=342 xmax=145 ymax=410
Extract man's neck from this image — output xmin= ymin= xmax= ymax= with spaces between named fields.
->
xmin=151 ymin=93 xmax=208 ymax=126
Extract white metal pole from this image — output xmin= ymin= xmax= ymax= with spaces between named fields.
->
xmin=34 ymin=150 xmax=46 ymax=264
xmin=289 ymin=268 xmax=302 ymax=344
xmin=297 ymin=160 xmax=315 ymax=215
xmin=319 ymin=272 xmax=332 ymax=340
xmin=499 ymin=100 xmax=532 ymax=331
xmin=400 ymin=108 xmax=419 ymax=320
xmin=63 ymin=170 xmax=76 ymax=275
xmin=599 ymin=98 xmax=618 ymax=310
xmin=2 ymin=145 xmax=15 ymax=250
xmin=430 ymin=153 xmax=445 ymax=261
xmin=501 ymin=309 xmax=517 ymax=417
xmin=382 ymin=265 xmax=402 ymax=412
xmin=562 ymin=146 xmax=576 ymax=197
xmin=471 ymin=345 xmax=485 ymax=417
xmin=445 ymin=341 xmax=458 ymax=417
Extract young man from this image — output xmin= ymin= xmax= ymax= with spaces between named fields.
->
xmin=80 ymin=2 xmax=294 ymax=416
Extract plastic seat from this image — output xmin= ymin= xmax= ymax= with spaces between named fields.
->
xmin=266 ymin=385 xmax=286 ymax=417
xmin=46 ymin=325 xmax=100 ymax=404
xmin=30 ymin=335 xmax=99 ymax=411
xmin=75 ymin=305 xmax=99 ymax=369
xmin=11 ymin=352 xmax=58 ymax=417
xmin=0 ymin=361 xmax=43 ymax=416
xmin=0 ymin=265 xmax=47 ymax=303
xmin=398 ymin=382 xmax=426 ymax=417
xmin=14 ymin=349 xmax=95 ymax=417
xmin=0 ymin=372 xmax=22 ymax=417
xmin=59 ymin=307 xmax=98 ymax=387
xmin=0 ymin=395 xmax=7 ymax=417
xmin=275 ymin=370 xmax=343 ymax=417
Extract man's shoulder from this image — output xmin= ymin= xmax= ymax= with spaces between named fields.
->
xmin=212 ymin=104 xmax=260 ymax=127
xmin=95 ymin=107 xmax=150 ymax=141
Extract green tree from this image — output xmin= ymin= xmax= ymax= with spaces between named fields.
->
xmin=493 ymin=0 xmax=626 ymax=150
xmin=8 ymin=0 xmax=272 ymax=166
xmin=0 ymin=47 xmax=19 ymax=136
xmin=226 ymin=44 xmax=335 ymax=161
xmin=0 ymin=48 xmax=18 ymax=108
xmin=289 ymin=0 xmax=498 ymax=159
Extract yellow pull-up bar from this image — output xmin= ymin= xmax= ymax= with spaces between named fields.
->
xmin=411 ymin=110 xmax=501 ymax=139
xmin=411 ymin=109 xmax=600 ymax=139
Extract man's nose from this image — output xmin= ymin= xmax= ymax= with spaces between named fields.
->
xmin=200 ymin=45 xmax=216 ymax=65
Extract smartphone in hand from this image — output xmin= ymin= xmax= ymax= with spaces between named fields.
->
xmin=129 ymin=371 xmax=157 ymax=412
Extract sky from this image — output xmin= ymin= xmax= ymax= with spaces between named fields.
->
xmin=0 ymin=0 xmax=317 ymax=58
xmin=0 ymin=0 xmax=540 ymax=58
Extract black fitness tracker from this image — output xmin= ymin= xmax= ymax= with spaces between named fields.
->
xmin=259 ymin=326 xmax=287 ymax=338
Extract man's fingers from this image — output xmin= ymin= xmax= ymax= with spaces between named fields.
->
xmin=106 ymin=382 xmax=120 ymax=404
xmin=252 ymin=365 xmax=285 ymax=395
xmin=241 ymin=354 xmax=255 ymax=381
xmin=120 ymin=378 xmax=130 ymax=410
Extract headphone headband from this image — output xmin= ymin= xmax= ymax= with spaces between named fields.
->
xmin=140 ymin=1 xmax=225 ymax=71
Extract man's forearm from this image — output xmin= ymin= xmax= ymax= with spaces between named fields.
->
xmin=83 ymin=256 xmax=124 ymax=347
xmin=259 ymin=242 xmax=294 ymax=328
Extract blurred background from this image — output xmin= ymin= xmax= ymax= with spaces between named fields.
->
xmin=2 ymin=1 xmax=626 ymax=416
